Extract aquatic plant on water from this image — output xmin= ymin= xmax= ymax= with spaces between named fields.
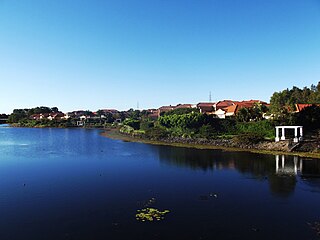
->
xmin=135 ymin=208 xmax=170 ymax=222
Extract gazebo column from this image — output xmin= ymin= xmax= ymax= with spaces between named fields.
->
xmin=299 ymin=127 xmax=303 ymax=141
xmin=275 ymin=128 xmax=280 ymax=142
xmin=294 ymin=156 xmax=298 ymax=175
xmin=294 ymin=127 xmax=299 ymax=143
xmin=275 ymin=155 xmax=279 ymax=173
xmin=281 ymin=127 xmax=286 ymax=140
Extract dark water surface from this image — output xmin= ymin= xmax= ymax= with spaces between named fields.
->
xmin=1 ymin=126 xmax=320 ymax=240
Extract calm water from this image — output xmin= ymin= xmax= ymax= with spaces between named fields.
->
xmin=1 ymin=126 xmax=320 ymax=240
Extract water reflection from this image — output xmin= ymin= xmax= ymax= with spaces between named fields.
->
xmin=155 ymin=146 xmax=320 ymax=197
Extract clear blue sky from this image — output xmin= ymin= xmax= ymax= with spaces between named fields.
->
xmin=1 ymin=0 xmax=320 ymax=113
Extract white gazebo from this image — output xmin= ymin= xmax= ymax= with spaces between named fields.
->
xmin=275 ymin=126 xmax=303 ymax=143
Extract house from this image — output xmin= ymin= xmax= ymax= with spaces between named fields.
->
xmin=47 ymin=112 xmax=65 ymax=120
xmin=214 ymin=105 xmax=238 ymax=119
xmin=295 ymin=104 xmax=320 ymax=112
xmin=147 ymin=109 xmax=160 ymax=119
xmin=79 ymin=115 xmax=87 ymax=121
xmin=100 ymin=109 xmax=119 ymax=115
xmin=29 ymin=114 xmax=41 ymax=120
xmin=213 ymin=100 xmax=269 ymax=119
xmin=214 ymin=108 xmax=227 ymax=119
xmin=224 ymin=105 xmax=238 ymax=117
xmin=214 ymin=100 xmax=236 ymax=111
xmin=175 ymin=104 xmax=197 ymax=109
xmin=158 ymin=105 xmax=175 ymax=116
xmin=70 ymin=110 xmax=86 ymax=118
xmin=197 ymin=103 xmax=215 ymax=114
xmin=29 ymin=112 xmax=65 ymax=121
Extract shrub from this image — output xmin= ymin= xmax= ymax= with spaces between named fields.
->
xmin=140 ymin=121 xmax=154 ymax=131
xmin=123 ymin=118 xmax=140 ymax=130
xmin=236 ymin=120 xmax=274 ymax=139
xmin=120 ymin=125 xmax=134 ymax=134
xmin=233 ymin=133 xmax=264 ymax=144
xmin=145 ymin=126 xmax=169 ymax=139
xmin=198 ymin=124 xmax=217 ymax=139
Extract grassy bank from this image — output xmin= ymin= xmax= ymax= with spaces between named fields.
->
xmin=101 ymin=129 xmax=320 ymax=159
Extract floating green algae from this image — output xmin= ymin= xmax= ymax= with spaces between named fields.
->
xmin=135 ymin=208 xmax=170 ymax=222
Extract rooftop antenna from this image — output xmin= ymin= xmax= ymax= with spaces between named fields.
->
xmin=209 ymin=91 xmax=212 ymax=102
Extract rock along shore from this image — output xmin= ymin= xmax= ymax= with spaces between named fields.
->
xmin=102 ymin=129 xmax=320 ymax=159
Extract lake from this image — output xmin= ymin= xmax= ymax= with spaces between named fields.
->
xmin=0 ymin=126 xmax=320 ymax=240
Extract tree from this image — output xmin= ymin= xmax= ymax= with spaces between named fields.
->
xmin=104 ymin=112 xmax=114 ymax=123
xmin=236 ymin=108 xmax=251 ymax=122
xmin=51 ymin=107 xmax=59 ymax=113
xmin=33 ymin=106 xmax=52 ymax=114
xmin=164 ymin=108 xmax=199 ymax=116
xmin=295 ymin=105 xmax=320 ymax=131
xmin=8 ymin=109 xmax=27 ymax=123
xmin=96 ymin=110 xmax=104 ymax=124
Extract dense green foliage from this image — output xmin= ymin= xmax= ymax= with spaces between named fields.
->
xmin=123 ymin=119 xmax=140 ymax=130
xmin=145 ymin=126 xmax=169 ymax=139
xmin=236 ymin=121 xmax=274 ymax=139
xmin=159 ymin=112 xmax=205 ymax=129
xmin=8 ymin=106 xmax=60 ymax=123
xmin=294 ymin=105 xmax=320 ymax=131
xmin=163 ymin=108 xmax=199 ymax=116
xmin=236 ymin=103 xmax=268 ymax=122
xmin=233 ymin=133 xmax=264 ymax=144
xmin=122 ymin=112 xmax=274 ymax=139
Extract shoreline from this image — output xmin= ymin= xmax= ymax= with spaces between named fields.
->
xmin=101 ymin=129 xmax=320 ymax=159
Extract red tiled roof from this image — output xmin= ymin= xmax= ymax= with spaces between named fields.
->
xmin=101 ymin=109 xmax=118 ymax=114
xmin=215 ymin=100 xmax=236 ymax=110
xmin=175 ymin=104 xmax=193 ymax=109
xmin=295 ymin=104 xmax=320 ymax=112
xmin=197 ymin=102 xmax=215 ymax=107
xmin=224 ymin=105 xmax=238 ymax=114
xmin=159 ymin=106 xmax=174 ymax=111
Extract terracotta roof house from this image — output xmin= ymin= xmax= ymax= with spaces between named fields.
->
xmin=214 ymin=100 xmax=236 ymax=110
xmin=146 ymin=109 xmax=160 ymax=119
xmin=224 ymin=105 xmax=238 ymax=117
xmin=71 ymin=110 xmax=86 ymax=118
xmin=213 ymin=100 xmax=269 ymax=119
xmin=158 ymin=105 xmax=175 ymax=116
xmin=214 ymin=105 xmax=238 ymax=119
xmin=197 ymin=102 xmax=215 ymax=114
xmin=175 ymin=104 xmax=197 ymax=109
xmin=235 ymin=99 xmax=268 ymax=106
xmin=29 ymin=114 xmax=41 ymax=120
xmin=295 ymin=104 xmax=320 ymax=112
xmin=47 ymin=112 xmax=65 ymax=120
xmin=101 ymin=109 xmax=119 ymax=114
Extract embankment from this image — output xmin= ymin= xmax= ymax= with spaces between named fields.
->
xmin=101 ymin=129 xmax=320 ymax=159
